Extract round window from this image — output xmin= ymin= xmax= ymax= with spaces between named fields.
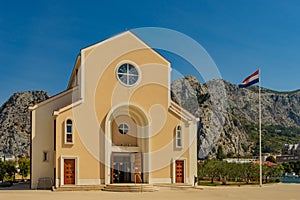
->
xmin=118 ymin=123 xmax=129 ymax=134
xmin=117 ymin=63 xmax=139 ymax=86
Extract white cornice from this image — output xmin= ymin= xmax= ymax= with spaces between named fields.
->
xmin=53 ymin=99 xmax=83 ymax=116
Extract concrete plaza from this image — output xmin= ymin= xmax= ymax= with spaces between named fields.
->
xmin=0 ymin=183 xmax=299 ymax=200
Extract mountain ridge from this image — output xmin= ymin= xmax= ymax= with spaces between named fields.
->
xmin=0 ymin=77 xmax=299 ymax=159
xmin=171 ymin=75 xmax=300 ymax=159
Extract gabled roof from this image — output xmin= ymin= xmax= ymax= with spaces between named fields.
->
xmin=29 ymin=87 xmax=77 ymax=111
xmin=31 ymin=32 xmax=176 ymax=114
xmin=67 ymin=31 xmax=170 ymax=90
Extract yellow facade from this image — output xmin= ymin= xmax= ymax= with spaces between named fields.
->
xmin=30 ymin=31 xmax=198 ymax=189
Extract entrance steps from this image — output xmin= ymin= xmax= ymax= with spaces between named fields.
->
xmin=102 ymin=184 xmax=158 ymax=192
xmin=154 ymin=183 xmax=194 ymax=189
xmin=52 ymin=183 xmax=194 ymax=192
xmin=53 ymin=185 xmax=105 ymax=192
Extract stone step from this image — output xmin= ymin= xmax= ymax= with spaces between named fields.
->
xmin=102 ymin=184 xmax=158 ymax=192
xmin=154 ymin=183 xmax=194 ymax=189
xmin=53 ymin=185 xmax=105 ymax=192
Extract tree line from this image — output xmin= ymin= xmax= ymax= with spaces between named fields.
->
xmin=0 ymin=157 xmax=30 ymax=183
xmin=198 ymin=159 xmax=284 ymax=185
xmin=281 ymin=161 xmax=300 ymax=175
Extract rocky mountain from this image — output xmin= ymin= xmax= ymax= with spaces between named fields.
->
xmin=0 ymin=91 xmax=49 ymax=157
xmin=171 ymin=76 xmax=300 ymax=159
xmin=1 ymin=78 xmax=300 ymax=160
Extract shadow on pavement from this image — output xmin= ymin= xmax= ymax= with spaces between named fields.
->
xmin=0 ymin=182 xmax=30 ymax=190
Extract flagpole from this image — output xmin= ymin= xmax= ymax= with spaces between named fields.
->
xmin=238 ymin=69 xmax=262 ymax=186
xmin=259 ymin=67 xmax=262 ymax=187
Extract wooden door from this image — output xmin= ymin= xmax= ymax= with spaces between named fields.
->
xmin=176 ymin=160 xmax=184 ymax=183
xmin=64 ymin=159 xmax=75 ymax=185
xmin=133 ymin=153 xmax=142 ymax=183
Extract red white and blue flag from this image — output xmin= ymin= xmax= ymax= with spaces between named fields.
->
xmin=239 ymin=70 xmax=259 ymax=88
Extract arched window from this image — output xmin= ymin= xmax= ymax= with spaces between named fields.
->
xmin=176 ymin=125 xmax=183 ymax=148
xmin=65 ymin=119 xmax=74 ymax=144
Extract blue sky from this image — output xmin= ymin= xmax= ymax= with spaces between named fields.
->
xmin=1 ymin=0 xmax=300 ymax=104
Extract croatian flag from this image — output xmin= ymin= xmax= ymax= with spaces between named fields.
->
xmin=239 ymin=70 xmax=259 ymax=88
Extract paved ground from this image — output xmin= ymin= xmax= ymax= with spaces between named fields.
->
xmin=0 ymin=183 xmax=299 ymax=200
xmin=0 ymin=182 xmax=30 ymax=190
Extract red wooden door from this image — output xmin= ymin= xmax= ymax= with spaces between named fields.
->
xmin=64 ymin=159 xmax=75 ymax=184
xmin=133 ymin=153 xmax=142 ymax=183
xmin=176 ymin=160 xmax=184 ymax=183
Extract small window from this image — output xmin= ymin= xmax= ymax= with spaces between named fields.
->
xmin=118 ymin=123 xmax=129 ymax=134
xmin=65 ymin=119 xmax=74 ymax=144
xmin=176 ymin=125 xmax=183 ymax=148
xmin=43 ymin=152 xmax=48 ymax=162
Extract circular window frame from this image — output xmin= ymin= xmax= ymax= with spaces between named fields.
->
xmin=118 ymin=123 xmax=129 ymax=135
xmin=115 ymin=60 xmax=141 ymax=87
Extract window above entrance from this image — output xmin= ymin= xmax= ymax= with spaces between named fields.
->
xmin=176 ymin=125 xmax=183 ymax=148
xmin=116 ymin=63 xmax=139 ymax=86
xmin=118 ymin=123 xmax=129 ymax=134
xmin=65 ymin=119 xmax=74 ymax=144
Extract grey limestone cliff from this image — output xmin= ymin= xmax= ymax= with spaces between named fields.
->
xmin=171 ymin=76 xmax=300 ymax=159
xmin=0 ymin=91 xmax=49 ymax=157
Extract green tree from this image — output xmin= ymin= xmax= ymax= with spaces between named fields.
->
xmin=231 ymin=163 xmax=243 ymax=182
xmin=216 ymin=145 xmax=225 ymax=161
xmin=262 ymin=164 xmax=283 ymax=183
xmin=18 ymin=157 xmax=30 ymax=180
xmin=270 ymin=164 xmax=284 ymax=178
xmin=197 ymin=162 xmax=206 ymax=181
xmin=219 ymin=162 xmax=236 ymax=185
xmin=4 ymin=160 xmax=17 ymax=181
xmin=0 ymin=161 xmax=5 ymax=182
xmin=203 ymin=160 xmax=222 ymax=183
xmin=293 ymin=161 xmax=300 ymax=175
xmin=262 ymin=165 xmax=270 ymax=183
xmin=240 ymin=163 xmax=259 ymax=184
xmin=266 ymin=156 xmax=276 ymax=163
xmin=282 ymin=162 xmax=293 ymax=173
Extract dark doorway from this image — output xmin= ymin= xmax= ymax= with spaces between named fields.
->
xmin=111 ymin=153 xmax=143 ymax=183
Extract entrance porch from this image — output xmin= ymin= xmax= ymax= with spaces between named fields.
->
xmin=111 ymin=152 xmax=143 ymax=183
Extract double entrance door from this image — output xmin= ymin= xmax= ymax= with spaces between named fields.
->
xmin=111 ymin=152 xmax=142 ymax=183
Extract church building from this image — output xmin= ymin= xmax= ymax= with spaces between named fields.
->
xmin=30 ymin=31 xmax=198 ymax=189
